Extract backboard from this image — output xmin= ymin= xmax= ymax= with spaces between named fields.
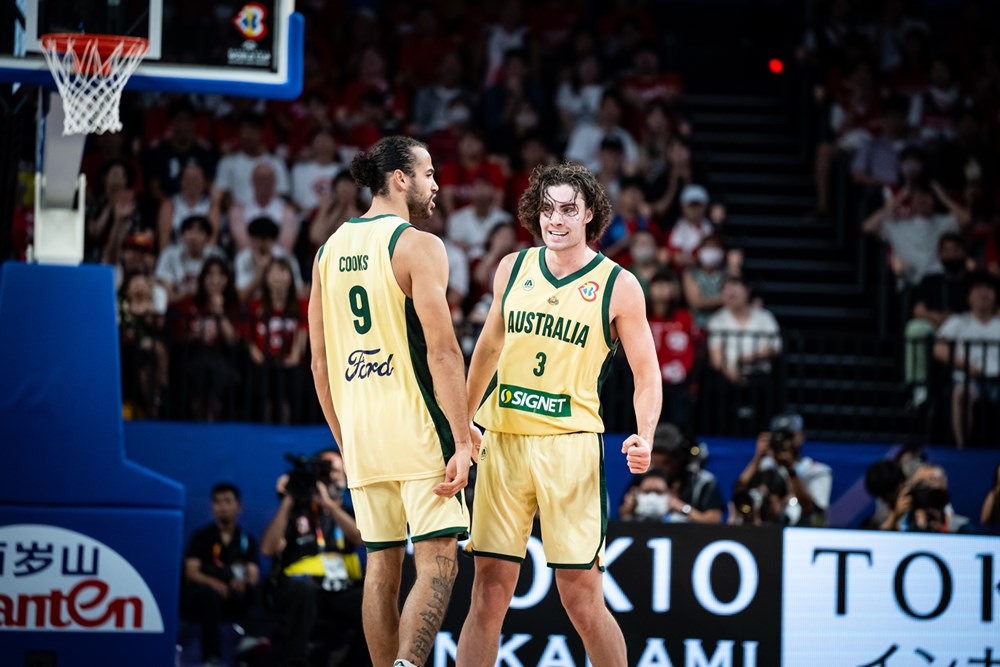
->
xmin=0 ymin=0 xmax=303 ymax=99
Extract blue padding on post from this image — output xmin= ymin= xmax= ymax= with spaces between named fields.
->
xmin=0 ymin=262 xmax=183 ymax=507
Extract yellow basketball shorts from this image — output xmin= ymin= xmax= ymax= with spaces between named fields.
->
xmin=351 ymin=476 xmax=470 ymax=552
xmin=470 ymin=431 xmax=607 ymax=569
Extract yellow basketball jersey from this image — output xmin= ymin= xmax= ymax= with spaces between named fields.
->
xmin=316 ymin=214 xmax=454 ymax=488
xmin=475 ymin=247 xmax=622 ymax=436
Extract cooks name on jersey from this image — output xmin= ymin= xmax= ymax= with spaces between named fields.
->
xmin=338 ymin=255 xmax=369 ymax=272
xmin=506 ymin=310 xmax=590 ymax=348
xmin=345 ymin=348 xmax=394 ymax=381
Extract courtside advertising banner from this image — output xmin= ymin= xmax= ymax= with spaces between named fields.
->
xmin=423 ymin=523 xmax=999 ymax=666
xmin=783 ymin=529 xmax=1000 ymax=666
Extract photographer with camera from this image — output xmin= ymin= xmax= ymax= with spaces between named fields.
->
xmin=734 ymin=413 xmax=832 ymax=527
xmin=619 ymin=424 xmax=723 ymax=523
xmin=728 ymin=469 xmax=790 ymax=527
xmin=881 ymin=463 xmax=974 ymax=534
xmin=260 ymin=448 xmax=369 ymax=667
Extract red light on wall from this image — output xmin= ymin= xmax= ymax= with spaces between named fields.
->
xmin=769 ymin=58 xmax=784 ymax=74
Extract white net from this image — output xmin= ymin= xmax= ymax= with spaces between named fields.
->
xmin=40 ymin=35 xmax=148 ymax=135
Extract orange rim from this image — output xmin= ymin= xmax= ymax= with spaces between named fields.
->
xmin=40 ymin=33 xmax=149 ymax=75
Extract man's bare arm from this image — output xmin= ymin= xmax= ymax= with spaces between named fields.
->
xmin=611 ymin=270 xmax=662 ymax=473
xmin=613 ymin=271 xmax=662 ymax=443
xmin=395 ymin=229 xmax=472 ymax=497
xmin=466 ymin=252 xmax=518 ymax=418
xmin=308 ymin=256 xmax=343 ymax=447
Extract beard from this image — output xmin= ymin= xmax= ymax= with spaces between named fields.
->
xmin=406 ymin=188 xmax=434 ymax=219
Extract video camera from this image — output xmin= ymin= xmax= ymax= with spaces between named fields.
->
xmin=283 ymin=453 xmax=333 ymax=505
xmin=909 ymin=483 xmax=949 ymax=511
xmin=769 ymin=428 xmax=796 ymax=454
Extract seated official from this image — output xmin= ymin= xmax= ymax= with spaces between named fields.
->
xmin=261 ymin=449 xmax=370 ymax=667
xmin=181 ymin=482 xmax=268 ymax=665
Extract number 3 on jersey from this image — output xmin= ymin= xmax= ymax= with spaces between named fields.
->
xmin=349 ymin=286 xmax=371 ymax=334
xmin=533 ymin=351 xmax=547 ymax=377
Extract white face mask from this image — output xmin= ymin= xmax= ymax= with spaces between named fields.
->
xmin=699 ymin=247 xmax=724 ymax=268
xmin=634 ymin=492 xmax=669 ymax=519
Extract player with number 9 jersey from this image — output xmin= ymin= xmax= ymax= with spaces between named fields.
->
xmin=317 ymin=213 xmax=456 ymax=487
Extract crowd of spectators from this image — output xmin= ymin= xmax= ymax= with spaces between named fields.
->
xmin=7 ymin=0 xmax=797 ymax=431
xmin=800 ymin=0 xmax=1000 ymax=445
xmin=10 ymin=1 xmax=999 ymax=442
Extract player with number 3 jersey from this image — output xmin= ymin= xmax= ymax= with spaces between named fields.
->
xmin=457 ymin=162 xmax=663 ymax=667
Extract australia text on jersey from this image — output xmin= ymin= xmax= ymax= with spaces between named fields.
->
xmin=506 ymin=310 xmax=591 ymax=349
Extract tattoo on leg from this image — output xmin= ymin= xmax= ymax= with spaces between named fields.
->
xmin=408 ymin=554 xmax=457 ymax=664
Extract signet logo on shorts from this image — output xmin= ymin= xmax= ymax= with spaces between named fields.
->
xmin=499 ymin=384 xmax=572 ymax=417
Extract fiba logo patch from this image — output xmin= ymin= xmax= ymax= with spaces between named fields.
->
xmin=578 ymin=281 xmax=600 ymax=302
xmin=522 ymin=278 xmax=534 ymax=292
xmin=233 ymin=3 xmax=268 ymax=40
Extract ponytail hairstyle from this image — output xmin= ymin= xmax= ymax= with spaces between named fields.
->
xmin=349 ymin=135 xmax=427 ymax=197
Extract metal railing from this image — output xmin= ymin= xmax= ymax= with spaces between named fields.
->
xmin=119 ymin=330 xmax=998 ymax=447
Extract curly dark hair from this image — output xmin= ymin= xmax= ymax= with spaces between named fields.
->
xmin=349 ymin=135 xmax=427 ymax=197
xmin=517 ymin=162 xmax=612 ymax=244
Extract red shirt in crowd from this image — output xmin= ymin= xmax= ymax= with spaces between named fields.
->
xmin=438 ymin=159 xmax=506 ymax=211
xmin=649 ymin=309 xmax=698 ymax=385
xmin=246 ymin=298 xmax=308 ymax=359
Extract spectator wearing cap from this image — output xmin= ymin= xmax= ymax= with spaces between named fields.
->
xmin=212 ymin=112 xmax=290 ymax=210
xmin=564 ymin=88 xmax=639 ymax=174
xmin=734 ymin=413 xmax=832 ymax=527
xmin=705 ymin=277 xmax=782 ymax=434
xmin=618 ymin=424 xmax=723 ymax=524
xmin=235 ymin=217 xmax=305 ymax=304
xmin=228 ymin=162 xmax=300 ymax=254
xmin=446 ymin=175 xmax=513 ymax=261
xmin=157 ymin=162 xmax=215 ymax=251
xmin=155 ymin=215 xmax=225 ymax=305
xmin=933 ymin=273 xmax=1000 ymax=448
xmin=665 ymin=184 xmax=715 ymax=271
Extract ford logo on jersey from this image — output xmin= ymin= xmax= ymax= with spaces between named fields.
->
xmin=345 ymin=348 xmax=395 ymax=381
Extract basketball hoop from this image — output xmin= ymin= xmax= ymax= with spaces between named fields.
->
xmin=39 ymin=33 xmax=149 ymax=135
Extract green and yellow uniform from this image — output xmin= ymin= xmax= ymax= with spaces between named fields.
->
xmin=472 ymin=247 xmax=622 ymax=568
xmin=316 ymin=214 xmax=468 ymax=550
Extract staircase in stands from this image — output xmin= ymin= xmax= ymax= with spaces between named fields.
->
xmin=684 ymin=92 xmax=915 ymax=443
